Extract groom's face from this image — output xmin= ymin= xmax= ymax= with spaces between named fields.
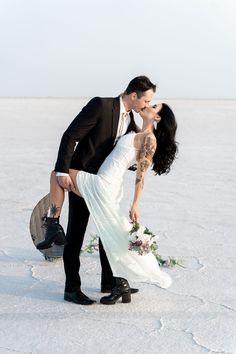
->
xmin=131 ymin=89 xmax=155 ymax=113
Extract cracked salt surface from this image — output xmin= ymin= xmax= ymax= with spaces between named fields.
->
xmin=0 ymin=99 xmax=236 ymax=354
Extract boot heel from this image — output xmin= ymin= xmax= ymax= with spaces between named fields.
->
xmin=122 ymin=291 xmax=131 ymax=303
xmin=100 ymin=278 xmax=131 ymax=305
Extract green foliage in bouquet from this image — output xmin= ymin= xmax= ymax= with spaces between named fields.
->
xmin=129 ymin=222 xmax=184 ymax=268
xmin=81 ymin=223 xmax=183 ymax=268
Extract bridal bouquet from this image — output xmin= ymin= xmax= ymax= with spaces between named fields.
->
xmin=128 ymin=222 xmax=183 ymax=268
xmin=81 ymin=224 xmax=183 ymax=268
xmin=128 ymin=222 xmax=158 ymax=256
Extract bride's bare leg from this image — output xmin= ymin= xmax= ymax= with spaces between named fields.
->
xmin=48 ymin=171 xmax=65 ymax=217
xmin=47 ymin=169 xmax=82 ymax=218
xmin=36 ymin=171 xmax=67 ymax=250
xmin=48 ymin=169 xmax=82 ymax=218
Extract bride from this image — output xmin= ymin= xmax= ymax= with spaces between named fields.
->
xmin=37 ymin=103 xmax=178 ymax=305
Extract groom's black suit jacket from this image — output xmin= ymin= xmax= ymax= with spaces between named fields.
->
xmin=55 ymin=96 xmax=137 ymax=174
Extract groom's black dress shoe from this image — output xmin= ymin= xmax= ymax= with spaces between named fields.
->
xmin=101 ymin=285 xmax=139 ymax=294
xmin=64 ymin=290 xmax=96 ymax=305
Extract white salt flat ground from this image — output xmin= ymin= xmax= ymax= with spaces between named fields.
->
xmin=0 ymin=98 xmax=235 ymax=354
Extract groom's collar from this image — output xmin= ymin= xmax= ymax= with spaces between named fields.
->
xmin=120 ymin=96 xmax=131 ymax=114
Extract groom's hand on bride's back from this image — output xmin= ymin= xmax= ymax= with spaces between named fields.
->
xmin=57 ymin=175 xmax=75 ymax=192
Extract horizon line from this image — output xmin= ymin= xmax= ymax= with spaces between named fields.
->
xmin=0 ymin=96 xmax=236 ymax=101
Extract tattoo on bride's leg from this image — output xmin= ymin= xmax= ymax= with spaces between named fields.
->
xmin=50 ymin=204 xmax=61 ymax=217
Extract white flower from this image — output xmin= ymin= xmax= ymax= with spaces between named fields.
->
xmin=141 ymin=233 xmax=152 ymax=243
xmin=136 ymin=225 xmax=146 ymax=237
xmin=129 ymin=232 xmax=138 ymax=243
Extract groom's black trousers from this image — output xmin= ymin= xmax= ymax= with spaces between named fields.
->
xmin=63 ymin=191 xmax=114 ymax=292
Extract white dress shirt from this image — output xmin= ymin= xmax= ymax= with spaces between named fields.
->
xmin=114 ymin=96 xmax=131 ymax=143
xmin=56 ymin=96 xmax=131 ymax=176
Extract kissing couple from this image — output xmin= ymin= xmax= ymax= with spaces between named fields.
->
xmin=37 ymin=76 xmax=178 ymax=305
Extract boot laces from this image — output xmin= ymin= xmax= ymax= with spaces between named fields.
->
xmin=41 ymin=214 xmax=48 ymax=230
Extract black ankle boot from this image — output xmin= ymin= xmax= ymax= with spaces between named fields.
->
xmin=100 ymin=277 xmax=131 ymax=305
xmin=36 ymin=217 xmax=67 ymax=250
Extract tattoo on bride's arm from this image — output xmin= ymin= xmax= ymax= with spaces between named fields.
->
xmin=140 ymin=160 xmax=150 ymax=172
xmin=137 ymin=136 xmax=156 ymax=161
xmin=136 ymin=160 xmax=149 ymax=188
xmin=135 ymin=135 xmax=156 ymax=192
xmin=137 ymin=139 xmax=146 ymax=160
xmin=144 ymin=137 xmax=156 ymax=160
xmin=135 ymin=177 xmax=144 ymax=188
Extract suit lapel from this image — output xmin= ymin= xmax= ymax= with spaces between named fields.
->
xmin=111 ymin=96 xmax=120 ymax=139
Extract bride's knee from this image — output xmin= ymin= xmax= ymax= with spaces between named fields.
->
xmin=50 ymin=170 xmax=57 ymax=181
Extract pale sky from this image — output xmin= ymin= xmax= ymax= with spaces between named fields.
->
xmin=0 ymin=0 xmax=236 ymax=98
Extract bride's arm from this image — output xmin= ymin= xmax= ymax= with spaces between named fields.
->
xmin=129 ymin=134 xmax=156 ymax=223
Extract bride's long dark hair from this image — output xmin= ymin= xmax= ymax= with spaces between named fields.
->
xmin=152 ymin=103 xmax=178 ymax=175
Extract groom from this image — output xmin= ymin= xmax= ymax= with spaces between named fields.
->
xmin=54 ymin=76 xmax=156 ymax=304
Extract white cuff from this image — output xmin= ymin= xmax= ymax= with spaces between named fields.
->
xmin=55 ymin=172 xmax=69 ymax=177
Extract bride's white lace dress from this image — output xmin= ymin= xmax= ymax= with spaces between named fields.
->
xmin=77 ymin=132 xmax=172 ymax=288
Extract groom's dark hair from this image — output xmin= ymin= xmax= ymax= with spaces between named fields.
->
xmin=124 ymin=76 xmax=156 ymax=98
